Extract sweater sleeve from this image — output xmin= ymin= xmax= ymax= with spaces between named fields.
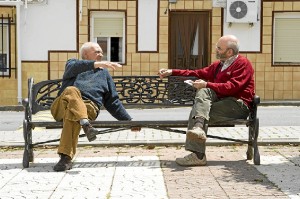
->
xmin=103 ymin=71 xmax=132 ymax=121
xmin=63 ymin=59 xmax=95 ymax=80
xmin=171 ymin=62 xmax=217 ymax=81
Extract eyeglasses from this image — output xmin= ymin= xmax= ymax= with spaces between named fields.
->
xmin=215 ymin=45 xmax=222 ymax=51
xmin=94 ymin=50 xmax=103 ymax=54
xmin=215 ymin=44 xmax=232 ymax=52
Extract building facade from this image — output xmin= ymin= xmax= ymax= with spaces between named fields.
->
xmin=0 ymin=0 xmax=300 ymax=105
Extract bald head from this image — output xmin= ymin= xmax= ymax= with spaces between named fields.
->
xmin=219 ymin=35 xmax=239 ymax=55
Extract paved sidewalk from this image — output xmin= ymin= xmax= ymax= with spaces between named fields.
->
xmin=0 ymin=107 xmax=299 ymax=198
xmin=0 ymin=145 xmax=299 ymax=199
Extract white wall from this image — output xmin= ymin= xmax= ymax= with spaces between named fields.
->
xmin=20 ymin=0 xmax=76 ymax=60
xmin=222 ymin=0 xmax=261 ymax=52
xmin=223 ymin=22 xmax=261 ymax=52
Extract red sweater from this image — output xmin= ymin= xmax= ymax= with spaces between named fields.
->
xmin=172 ymin=55 xmax=255 ymax=108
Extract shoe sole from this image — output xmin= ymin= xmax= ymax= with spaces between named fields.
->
xmin=186 ymin=131 xmax=207 ymax=142
xmin=175 ymin=157 xmax=207 ymax=166
xmin=87 ymin=135 xmax=97 ymax=142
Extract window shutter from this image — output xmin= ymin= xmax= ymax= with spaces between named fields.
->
xmin=93 ymin=18 xmax=123 ymax=37
xmin=274 ymin=18 xmax=300 ymax=63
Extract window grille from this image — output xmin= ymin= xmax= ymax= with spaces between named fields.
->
xmin=0 ymin=14 xmax=16 ymax=78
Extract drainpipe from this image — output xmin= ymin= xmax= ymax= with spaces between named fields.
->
xmin=79 ymin=0 xmax=82 ymax=21
xmin=16 ymin=3 xmax=22 ymax=104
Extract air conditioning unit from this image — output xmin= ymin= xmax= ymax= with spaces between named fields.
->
xmin=226 ymin=0 xmax=258 ymax=23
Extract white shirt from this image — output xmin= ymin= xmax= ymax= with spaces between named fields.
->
xmin=221 ymin=55 xmax=239 ymax=71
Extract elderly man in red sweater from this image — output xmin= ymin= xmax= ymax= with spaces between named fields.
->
xmin=158 ymin=35 xmax=255 ymax=166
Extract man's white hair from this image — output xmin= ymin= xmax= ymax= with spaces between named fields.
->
xmin=224 ymin=35 xmax=240 ymax=55
xmin=80 ymin=42 xmax=96 ymax=59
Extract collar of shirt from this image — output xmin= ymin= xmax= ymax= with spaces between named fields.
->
xmin=221 ymin=55 xmax=239 ymax=71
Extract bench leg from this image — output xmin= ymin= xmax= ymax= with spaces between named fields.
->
xmin=23 ymin=120 xmax=34 ymax=168
xmin=253 ymin=118 xmax=260 ymax=165
xmin=246 ymin=127 xmax=253 ymax=160
xmin=247 ymin=118 xmax=260 ymax=165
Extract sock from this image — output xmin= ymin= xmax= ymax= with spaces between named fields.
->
xmin=80 ymin=119 xmax=89 ymax=126
xmin=59 ymin=153 xmax=71 ymax=160
xmin=194 ymin=117 xmax=205 ymax=128
xmin=194 ymin=152 xmax=205 ymax=160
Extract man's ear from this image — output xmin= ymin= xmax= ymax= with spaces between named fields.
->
xmin=82 ymin=51 xmax=87 ymax=60
xmin=227 ymin=48 xmax=233 ymax=56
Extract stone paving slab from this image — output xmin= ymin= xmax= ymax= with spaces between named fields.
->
xmin=254 ymin=151 xmax=300 ymax=199
xmin=0 ymin=156 xmax=167 ymax=199
xmin=0 ymin=145 xmax=299 ymax=199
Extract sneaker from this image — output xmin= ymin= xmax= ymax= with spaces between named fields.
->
xmin=175 ymin=153 xmax=207 ymax=166
xmin=53 ymin=154 xmax=72 ymax=172
xmin=82 ymin=123 xmax=98 ymax=142
xmin=186 ymin=126 xmax=207 ymax=142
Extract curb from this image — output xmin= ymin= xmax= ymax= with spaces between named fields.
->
xmin=0 ymin=105 xmax=24 ymax=111
xmin=1 ymin=101 xmax=300 ymax=111
xmin=260 ymin=101 xmax=300 ymax=106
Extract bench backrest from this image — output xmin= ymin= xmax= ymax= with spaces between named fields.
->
xmin=30 ymin=76 xmax=197 ymax=114
xmin=28 ymin=76 xmax=260 ymax=118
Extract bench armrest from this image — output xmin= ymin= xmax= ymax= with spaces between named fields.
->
xmin=253 ymin=95 xmax=260 ymax=106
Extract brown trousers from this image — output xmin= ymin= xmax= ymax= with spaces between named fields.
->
xmin=50 ymin=86 xmax=99 ymax=159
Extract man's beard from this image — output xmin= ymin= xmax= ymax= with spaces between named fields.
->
xmin=216 ymin=51 xmax=227 ymax=60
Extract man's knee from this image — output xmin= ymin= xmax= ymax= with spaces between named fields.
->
xmin=195 ymin=88 xmax=210 ymax=98
xmin=63 ymin=86 xmax=80 ymax=95
xmin=61 ymin=86 xmax=83 ymax=102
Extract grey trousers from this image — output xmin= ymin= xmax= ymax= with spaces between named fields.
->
xmin=185 ymin=88 xmax=250 ymax=154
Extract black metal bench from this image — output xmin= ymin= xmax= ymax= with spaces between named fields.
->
xmin=22 ymin=76 xmax=261 ymax=168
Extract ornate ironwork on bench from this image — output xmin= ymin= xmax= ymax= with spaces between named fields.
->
xmin=22 ymin=76 xmax=261 ymax=168
xmin=30 ymin=76 xmax=197 ymax=114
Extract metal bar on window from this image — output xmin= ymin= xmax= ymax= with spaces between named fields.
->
xmin=0 ymin=11 xmax=16 ymax=78
xmin=1 ymin=14 xmax=4 ymax=77
xmin=9 ymin=14 xmax=13 ymax=78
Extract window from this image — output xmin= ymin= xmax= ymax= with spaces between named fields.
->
xmin=0 ymin=23 xmax=9 ymax=76
xmin=137 ymin=0 xmax=158 ymax=52
xmin=90 ymin=11 xmax=125 ymax=64
xmin=273 ymin=12 xmax=300 ymax=65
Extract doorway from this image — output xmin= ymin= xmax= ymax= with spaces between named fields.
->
xmin=169 ymin=11 xmax=211 ymax=70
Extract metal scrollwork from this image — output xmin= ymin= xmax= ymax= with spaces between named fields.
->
xmin=166 ymin=76 xmax=197 ymax=104
xmin=114 ymin=76 xmax=196 ymax=105
xmin=32 ymin=80 xmax=62 ymax=113
xmin=32 ymin=76 xmax=197 ymax=112
xmin=114 ymin=76 xmax=168 ymax=104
